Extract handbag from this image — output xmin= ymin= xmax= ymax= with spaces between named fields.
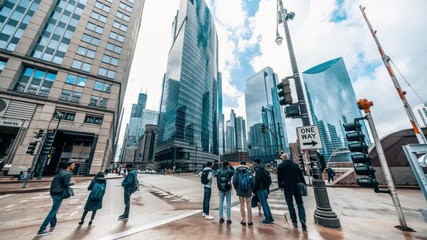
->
xmin=62 ymin=187 xmax=74 ymax=199
xmin=297 ymin=182 xmax=307 ymax=196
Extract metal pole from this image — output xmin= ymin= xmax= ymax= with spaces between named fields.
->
xmin=23 ymin=134 xmax=45 ymax=188
xmin=277 ymin=1 xmax=309 ymax=126
xmin=365 ymin=111 xmax=411 ymax=230
xmin=277 ymin=0 xmax=340 ymax=228
xmin=359 ymin=5 xmax=427 ymax=144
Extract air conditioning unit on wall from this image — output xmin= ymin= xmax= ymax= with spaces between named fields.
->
xmin=0 ymin=98 xmax=11 ymax=117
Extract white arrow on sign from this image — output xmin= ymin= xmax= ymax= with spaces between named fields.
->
xmin=296 ymin=125 xmax=323 ymax=150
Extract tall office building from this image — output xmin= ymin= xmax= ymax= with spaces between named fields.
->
xmin=218 ymin=72 xmax=225 ymax=155
xmin=302 ymin=57 xmax=370 ymax=161
xmin=225 ymin=109 xmax=246 ymax=153
xmin=245 ymin=67 xmax=288 ymax=163
xmin=138 ymin=108 xmax=158 ymax=135
xmin=156 ymin=0 xmax=219 ymax=170
xmin=0 ymin=0 xmax=144 ymax=175
xmin=413 ymin=102 xmax=427 ymax=128
xmin=127 ymin=92 xmax=147 ymax=145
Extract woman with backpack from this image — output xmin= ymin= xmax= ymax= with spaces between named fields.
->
xmin=79 ymin=172 xmax=107 ymax=225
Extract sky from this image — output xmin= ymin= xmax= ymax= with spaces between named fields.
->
xmin=118 ymin=0 xmax=427 ymax=156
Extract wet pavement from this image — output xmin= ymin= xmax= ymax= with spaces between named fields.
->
xmin=0 ymin=173 xmax=426 ymax=240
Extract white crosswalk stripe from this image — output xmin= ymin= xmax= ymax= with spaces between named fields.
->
xmin=231 ymin=190 xmax=289 ymax=216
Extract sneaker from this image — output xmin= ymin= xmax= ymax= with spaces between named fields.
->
xmin=248 ymin=221 xmax=253 ymax=226
xmin=293 ymin=223 xmax=298 ymax=228
xmin=227 ymin=220 xmax=232 ymax=224
xmin=260 ymin=220 xmax=272 ymax=224
xmin=118 ymin=217 xmax=128 ymax=221
xmin=88 ymin=220 xmax=93 ymax=225
xmin=219 ymin=218 xmax=225 ymax=223
xmin=240 ymin=220 xmax=246 ymax=226
xmin=204 ymin=215 xmax=214 ymax=220
xmin=202 ymin=212 xmax=205 ymax=217
xmin=78 ymin=221 xmax=84 ymax=225
xmin=36 ymin=229 xmax=52 ymax=237
xmin=302 ymin=223 xmax=307 ymax=231
xmin=49 ymin=227 xmax=55 ymax=232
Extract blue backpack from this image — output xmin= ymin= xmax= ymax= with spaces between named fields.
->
xmin=89 ymin=182 xmax=106 ymax=200
xmin=238 ymin=169 xmax=253 ymax=191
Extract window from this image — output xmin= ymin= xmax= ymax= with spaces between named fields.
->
xmin=0 ymin=59 xmax=6 ymax=73
xmin=106 ymin=43 xmax=121 ymax=54
xmin=90 ymin=11 xmax=107 ymax=22
xmin=77 ymin=46 xmax=96 ymax=58
xmin=84 ymin=115 xmax=103 ymax=125
xmin=86 ymin=22 xmax=103 ymax=34
xmin=59 ymin=89 xmax=71 ymax=101
xmin=0 ymin=0 xmax=41 ymax=51
xmin=54 ymin=111 xmax=75 ymax=121
xmin=89 ymin=95 xmax=108 ymax=108
xmin=30 ymin=0 xmax=85 ymax=64
xmin=72 ymin=59 xmax=91 ymax=72
xmin=60 ymin=90 xmax=81 ymax=103
xmin=113 ymin=21 xmax=127 ymax=32
xmin=119 ymin=2 xmax=132 ymax=12
xmin=115 ymin=11 xmax=130 ymax=22
xmin=95 ymin=1 xmax=110 ymax=13
xmin=65 ymin=74 xmax=87 ymax=87
xmin=109 ymin=32 xmax=125 ymax=42
xmin=94 ymin=81 xmax=111 ymax=92
xmin=102 ymin=54 xmax=118 ymax=66
xmin=98 ymin=67 xmax=115 ymax=79
xmin=81 ymin=34 xmax=100 ymax=46
xmin=13 ymin=66 xmax=57 ymax=97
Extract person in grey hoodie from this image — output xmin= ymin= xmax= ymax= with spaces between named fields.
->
xmin=233 ymin=161 xmax=254 ymax=226
xmin=36 ymin=162 xmax=75 ymax=237
xmin=199 ymin=161 xmax=214 ymax=220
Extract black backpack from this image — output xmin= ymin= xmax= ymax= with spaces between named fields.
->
xmin=237 ymin=169 xmax=253 ymax=191
xmin=200 ymin=169 xmax=212 ymax=184
xmin=259 ymin=169 xmax=272 ymax=188
xmin=217 ymin=169 xmax=231 ymax=192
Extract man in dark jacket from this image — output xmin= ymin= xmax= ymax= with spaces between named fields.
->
xmin=118 ymin=163 xmax=137 ymax=221
xmin=233 ymin=161 xmax=254 ymax=226
xmin=36 ymin=162 xmax=75 ymax=237
xmin=277 ymin=153 xmax=307 ymax=231
xmin=254 ymin=159 xmax=274 ymax=224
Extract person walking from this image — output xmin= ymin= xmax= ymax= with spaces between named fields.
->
xmin=253 ymin=159 xmax=274 ymax=224
xmin=216 ymin=161 xmax=234 ymax=224
xmin=199 ymin=161 xmax=214 ymax=220
xmin=277 ymin=153 xmax=307 ymax=231
xmin=233 ymin=161 xmax=254 ymax=226
xmin=327 ymin=168 xmax=335 ymax=183
xmin=118 ymin=164 xmax=138 ymax=221
xmin=36 ymin=162 xmax=75 ymax=237
xmin=78 ymin=172 xmax=107 ymax=225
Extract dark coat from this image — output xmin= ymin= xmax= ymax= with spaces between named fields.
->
xmin=84 ymin=176 xmax=107 ymax=211
xmin=277 ymin=160 xmax=305 ymax=195
xmin=121 ymin=169 xmax=137 ymax=191
xmin=254 ymin=164 xmax=269 ymax=191
xmin=50 ymin=169 xmax=73 ymax=196
xmin=232 ymin=165 xmax=254 ymax=197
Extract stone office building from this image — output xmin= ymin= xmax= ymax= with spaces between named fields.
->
xmin=0 ymin=0 xmax=144 ymax=175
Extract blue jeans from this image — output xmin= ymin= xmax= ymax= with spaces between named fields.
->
xmin=203 ymin=186 xmax=212 ymax=215
xmin=218 ymin=190 xmax=231 ymax=220
xmin=122 ymin=189 xmax=132 ymax=218
xmin=284 ymin=191 xmax=306 ymax=225
xmin=39 ymin=195 xmax=63 ymax=232
xmin=257 ymin=189 xmax=273 ymax=222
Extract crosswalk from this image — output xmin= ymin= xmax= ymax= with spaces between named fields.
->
xmin=230 ymin=189 xmax=289 ymax=217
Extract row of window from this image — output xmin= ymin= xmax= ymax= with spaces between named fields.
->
xmin=116 ymin=11 xmax=130 ymax=22
xmin=55 ymin=110 xmax=103 ymax=125
xmin=95 ymin=1 xmax=110 ymax=13
xmin=86 ymin=22 xmax=103 ymax=34
xmin=112 ymin=21 xmax=127 ymax=32
xmin=119 ymin=2 xmax=132 ymax=12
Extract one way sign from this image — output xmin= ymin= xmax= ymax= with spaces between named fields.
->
xmin=296 ymin=125 xmax=323 ymax=150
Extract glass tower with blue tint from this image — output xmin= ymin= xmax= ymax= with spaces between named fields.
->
xmin=245 ymin=66 xmax=288 ymax=163
xmin=303 ymin=57 xmax=371 ymax=161
xmin=156 ymin=0 xmax=219 ymax=170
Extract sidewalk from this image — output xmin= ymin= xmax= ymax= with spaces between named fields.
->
xmin=0 ymin=174 xmax=123 ymax=194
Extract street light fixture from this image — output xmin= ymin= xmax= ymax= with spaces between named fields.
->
xmin=276 ymin=0 xmax=340 ymax=228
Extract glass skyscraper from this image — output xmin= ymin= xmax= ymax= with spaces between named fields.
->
xmin=156 ymin=0 xmax=219 ymax=170
xmin=303 ymin=57 xmax=370 ymax=161
xmin=245 ymin=66 xmax=288 ymax=163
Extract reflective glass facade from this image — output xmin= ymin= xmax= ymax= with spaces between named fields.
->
xmin=303 ymin=57 xmax=370 ymax=161
xmin=31 ymin=0 xmax=87 ymax=64
xmin=0 ymin=0 xmax=41 ymax=51
xmin=245 ymin=67 xmax=288 ymax=163
xmin=157 ymin=0 xmax=219 ymax=162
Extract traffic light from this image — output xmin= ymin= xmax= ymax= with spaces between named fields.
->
xmin=26 ymin=141 xmax=38 ymax=155
xmin=277 ymin=77 xmax=293 ymax=105
xmin=298 ymin=154 xmax=306 ymax=175
xmin=35 ymin=129 xmax=44 ymax=139
xmin=42 ymin=131 xmax=55 ymax=154
xmin=343 ymin=119 xmax=379 ymax=192
xmin=284 ymin=104 xmax=300 ymax=118
xmin=261 ymin=124 xmax=266 ymax=133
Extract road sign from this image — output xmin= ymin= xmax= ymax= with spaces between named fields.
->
xmin=297 ymin=125 xmax=323 ymax=150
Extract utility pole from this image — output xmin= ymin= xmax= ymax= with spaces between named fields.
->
xmin=360 ymin=5 xmax=427 ymax=144
xmin=357 ymin=99 xmax=414 ymax=231
xmin=276 ymin=0 xmax=340 ymax=228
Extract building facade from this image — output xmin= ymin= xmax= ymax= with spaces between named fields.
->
xmin=245 ymin=66 xmax=288 ymax=163
xmin=0 ymin=0 xmax=144 ymax=175
xmin=225 ymin=109 xmax=246 ymax=153
xmin=155 ymin=0 xmax=219 ymax=171
xmin=127 ymin=92 xmax=147 ymax=146
xmin=413 ymin=102 xmax=427 ymax=128
xmin=135 ymin=124 xmax=158 ymax=169
xmin=302 ymin=57 xmax=370 ymax=161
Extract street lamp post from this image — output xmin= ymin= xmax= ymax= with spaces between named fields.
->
xmin=276 ymin=0 xmax=340 ymax=228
